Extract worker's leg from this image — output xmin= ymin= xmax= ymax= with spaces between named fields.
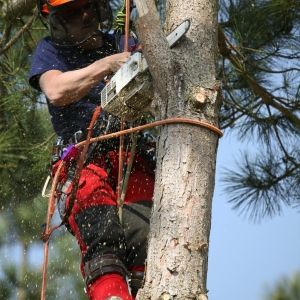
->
xmin=71 ymin=204 xmax=131 ymax=299
xmin=122 ymin=200 xmax=152 ymax=297
xmin=55 ymin=151 xmax=155 ymax=299
xmin=100 ymin=151 xmax=154 ymax=297
xmin=57 ymin=163 xmax=132 ymax=300
xmin=121 ymin=153 xmax=155 ymax=297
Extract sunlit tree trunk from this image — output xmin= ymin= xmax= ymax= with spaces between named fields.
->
xmin=135 ymin=0 xmax=221 ymax=299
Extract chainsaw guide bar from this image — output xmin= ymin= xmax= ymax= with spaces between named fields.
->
xmin=101 ymin=20 xmax=190 ymax=122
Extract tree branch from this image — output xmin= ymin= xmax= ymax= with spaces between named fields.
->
xmin=1 ymin=0 xmax=36 ymax=20
xmin=0 ymin=14 xmax=36 ymax=55
xmin=31 ymin=133 xmax=56 ymax=150
xmin=218 ymin=26 xmax=300 ymax=126
xmin=134 ymin=0 xmax=178 ymax=119
xmin=134 ymin=0 xmax=150 ymax=16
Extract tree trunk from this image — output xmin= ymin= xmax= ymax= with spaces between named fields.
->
xmin=134 ymin=0 xmax=221 ymax=299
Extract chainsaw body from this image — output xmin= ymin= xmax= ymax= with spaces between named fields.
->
xmin=100 ymin=20 xmax=190 ymax=122
xmin=101 ymin=52 xmax=152 ymax=122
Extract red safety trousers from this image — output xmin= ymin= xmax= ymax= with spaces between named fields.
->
xmin=54 ymin=151 xmax=154 ymax=300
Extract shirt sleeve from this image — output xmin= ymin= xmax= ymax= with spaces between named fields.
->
xmin=28 ymin=37 xmax=69 ymax=91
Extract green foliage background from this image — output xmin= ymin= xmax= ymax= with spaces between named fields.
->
xmin=0 ymin=11 xmax=86 ymax=300
xmin=263 ymin=272 xmax=300 ymax=300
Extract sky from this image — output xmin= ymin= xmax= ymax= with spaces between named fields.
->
xmin=207 ymin=133 xmax=300 ymax=300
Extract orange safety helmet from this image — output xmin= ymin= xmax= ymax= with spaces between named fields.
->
xmin=37 ymin=0 xmax=113 ymax=46
xmin=37 ymin=0 xmax=50 ymax=19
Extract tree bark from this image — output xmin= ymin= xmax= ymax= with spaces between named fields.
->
xmin=134 ymin=0 xmax=221 ymax=299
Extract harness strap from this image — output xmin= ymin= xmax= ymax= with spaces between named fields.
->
xmin=60 ymin=179 xmax=71 ymax=194
xmin=56 ymin=165 xmax=75 ymax=218
xmin=51 ymin=162 xmax=76 ymax=235
xmin=84 ymin=254 xmax=130 ymax=286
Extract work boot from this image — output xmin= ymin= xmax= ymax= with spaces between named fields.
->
xmin=87 ymin=274 xmax=132 ymax=300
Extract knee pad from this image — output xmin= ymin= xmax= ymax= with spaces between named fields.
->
xmin=84 ymin=254 xmax=130 ymax=286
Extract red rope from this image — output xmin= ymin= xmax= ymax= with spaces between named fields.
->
xmin=40 ymin=160 xmax=65 ymax=300
xmin=116 ymin=119 xmax=125 ymax=208
xmin=116 ymin=0 xmax=131 ymax=209
xmin=63 ymin=106 xmax=101 ymax=223
xmin=40 ymin=106 xmax=101 ymax=300
xmin=42 ymin=117 xmax=222 ymax=241
xmin=124 ymin=0 xmax=130 ymax=52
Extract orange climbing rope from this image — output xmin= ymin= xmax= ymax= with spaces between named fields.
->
xmin=116 ymin=0 xmax=131 ymax=209
xmin=77 ymin=117 xmax=223 ymax=148
xmin=40 ymin=160 xmax=65 ymax=300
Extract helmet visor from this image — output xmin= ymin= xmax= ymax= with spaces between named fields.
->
xmin=48 ymin=0 xmax=111 ymax=47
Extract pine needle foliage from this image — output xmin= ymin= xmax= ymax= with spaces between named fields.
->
xmin=218 ymin=0 xmax=300 ymax=220
xmin=263 ymin=271 xmax=300 ymax=300
xmin=0 ymin=11 xmax=86 ymax=299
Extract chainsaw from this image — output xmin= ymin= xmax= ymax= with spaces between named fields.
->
xmin=100 ymin=19 xmax=190 ymax=122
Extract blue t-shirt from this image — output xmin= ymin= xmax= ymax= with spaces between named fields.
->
xmin=29 ymin=33 xmax=136 ymax=140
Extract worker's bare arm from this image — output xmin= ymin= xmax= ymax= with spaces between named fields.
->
xmin=39 ymin=52 xmax=130 ymax=106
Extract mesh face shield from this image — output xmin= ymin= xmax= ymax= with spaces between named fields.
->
xmin=38 ymin=0 xmax=113 ymax=47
